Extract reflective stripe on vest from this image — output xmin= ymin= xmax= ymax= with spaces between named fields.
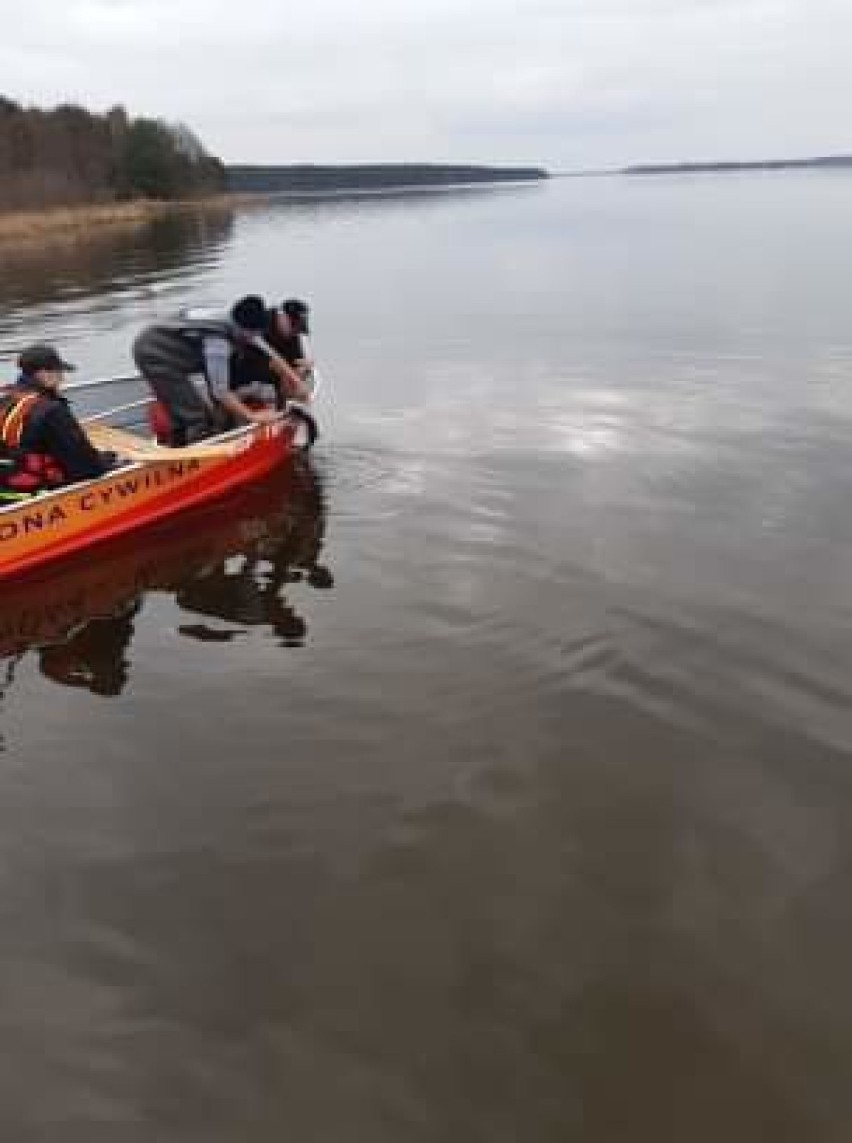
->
xmin=0 ymin=392 xmax=43 ymax=448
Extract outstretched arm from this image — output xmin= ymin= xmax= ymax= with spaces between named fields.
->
xmin=253 ymin=337 xmax=312 ymax=402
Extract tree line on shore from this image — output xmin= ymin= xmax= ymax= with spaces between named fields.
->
xmin=0 ymin=97 xmax=225 ymax=212
xmin=227 ymin=163 xmax=549 ymax=192
xmin=0 ymin=94 xmax=550 ymax=214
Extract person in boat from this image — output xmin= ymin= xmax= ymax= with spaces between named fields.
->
xmin=269 ymin=298 xmax=313 ymax=385
xmin=132 ymin=295 xmax=310 ymax=446
xmin=0 ymin=344 xmax=115 ymax=498
xmin=231 ymin=298 xmax=314 ymax=405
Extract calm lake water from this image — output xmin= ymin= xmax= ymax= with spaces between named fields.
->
xmin=1 ymin=173 xmax=852 ymax=1140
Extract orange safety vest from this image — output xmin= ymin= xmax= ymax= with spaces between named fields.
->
xmin=0 ymin=389 xmax=66 ymax=492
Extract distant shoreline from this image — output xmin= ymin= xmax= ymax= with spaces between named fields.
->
xmin=0 ymin=167 xmax=550 ymax=246
xmin=226 ymin=163 xmax=549 ymax=194
xmin=622 ymin=154 xmax=852 ymax=176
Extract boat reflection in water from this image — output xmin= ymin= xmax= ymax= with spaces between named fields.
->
xmin=0 ymin=456 xmax=332 ymax=695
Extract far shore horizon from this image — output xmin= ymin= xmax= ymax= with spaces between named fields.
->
xmin=553 ymin=152 xmax=852 ymax=178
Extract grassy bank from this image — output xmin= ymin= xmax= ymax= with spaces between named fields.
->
xmin=0 ymin=196 xmax=250 ymax=246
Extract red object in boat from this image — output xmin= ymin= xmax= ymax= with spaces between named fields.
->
xmin=147 ymin=399 xmax=172 ymax=444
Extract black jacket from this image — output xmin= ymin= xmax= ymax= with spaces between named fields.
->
xmin=13 ymin=380 xmax=111 ymax=482
xmin=230 ymin=321 xmax=304 ymax=398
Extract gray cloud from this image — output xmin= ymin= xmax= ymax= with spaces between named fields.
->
xmin=0 ymin=0 xmax=848 ymax=169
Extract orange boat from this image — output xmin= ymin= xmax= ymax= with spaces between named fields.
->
xmin=0 ymin=458 xmax=329 ymax=664
xmin=0 ymin=408 xmax=314 ymax=581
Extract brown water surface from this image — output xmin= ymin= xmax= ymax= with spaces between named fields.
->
xmin=1 ymin=177 xmax=852 ymax=1140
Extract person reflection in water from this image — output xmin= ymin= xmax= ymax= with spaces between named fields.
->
xmin=9 ymin=460 xmax=331 ymax=694
xmin=38 ymin=600 xmax=141 ymax=696
xmin=176 ymin=459 xmax=333 ymax=646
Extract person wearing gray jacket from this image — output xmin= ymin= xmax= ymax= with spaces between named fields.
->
xmin=132 ymin=295 xmax=296 ymax=445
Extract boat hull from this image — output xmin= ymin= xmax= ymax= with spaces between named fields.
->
xmin=0 ymin=461 xmax=322 ymax=657
xmin=0 ymin=417 xmax=299 ymax=580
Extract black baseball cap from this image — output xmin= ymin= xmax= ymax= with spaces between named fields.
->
xmin=282 ymin=298 xmax=310 ymax=334
xmin=18 ymin=344 xmax=76 ymax=375
xmin=230 ymin=294 xmax=270 ymax=334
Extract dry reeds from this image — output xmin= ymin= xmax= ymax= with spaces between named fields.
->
xmin=0 ymin=196 xmax=253 ymax=247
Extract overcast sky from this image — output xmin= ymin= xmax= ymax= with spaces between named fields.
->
xmin=0 ymin=0 xmax=848 ymax=170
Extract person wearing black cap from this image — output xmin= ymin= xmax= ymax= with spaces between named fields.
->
xmin=274 ymin=299 xmax=313 ymax=376
xmin=0 ymin=345 xmax=114 ymax=496
xmin=230 ymin=298 xmax=314 ymax=407
xmin=131 ymin=295 xmax=297 ymax=445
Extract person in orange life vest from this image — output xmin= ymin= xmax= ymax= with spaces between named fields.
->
xmin=0 ymin=345 xmax=114 ymax=495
